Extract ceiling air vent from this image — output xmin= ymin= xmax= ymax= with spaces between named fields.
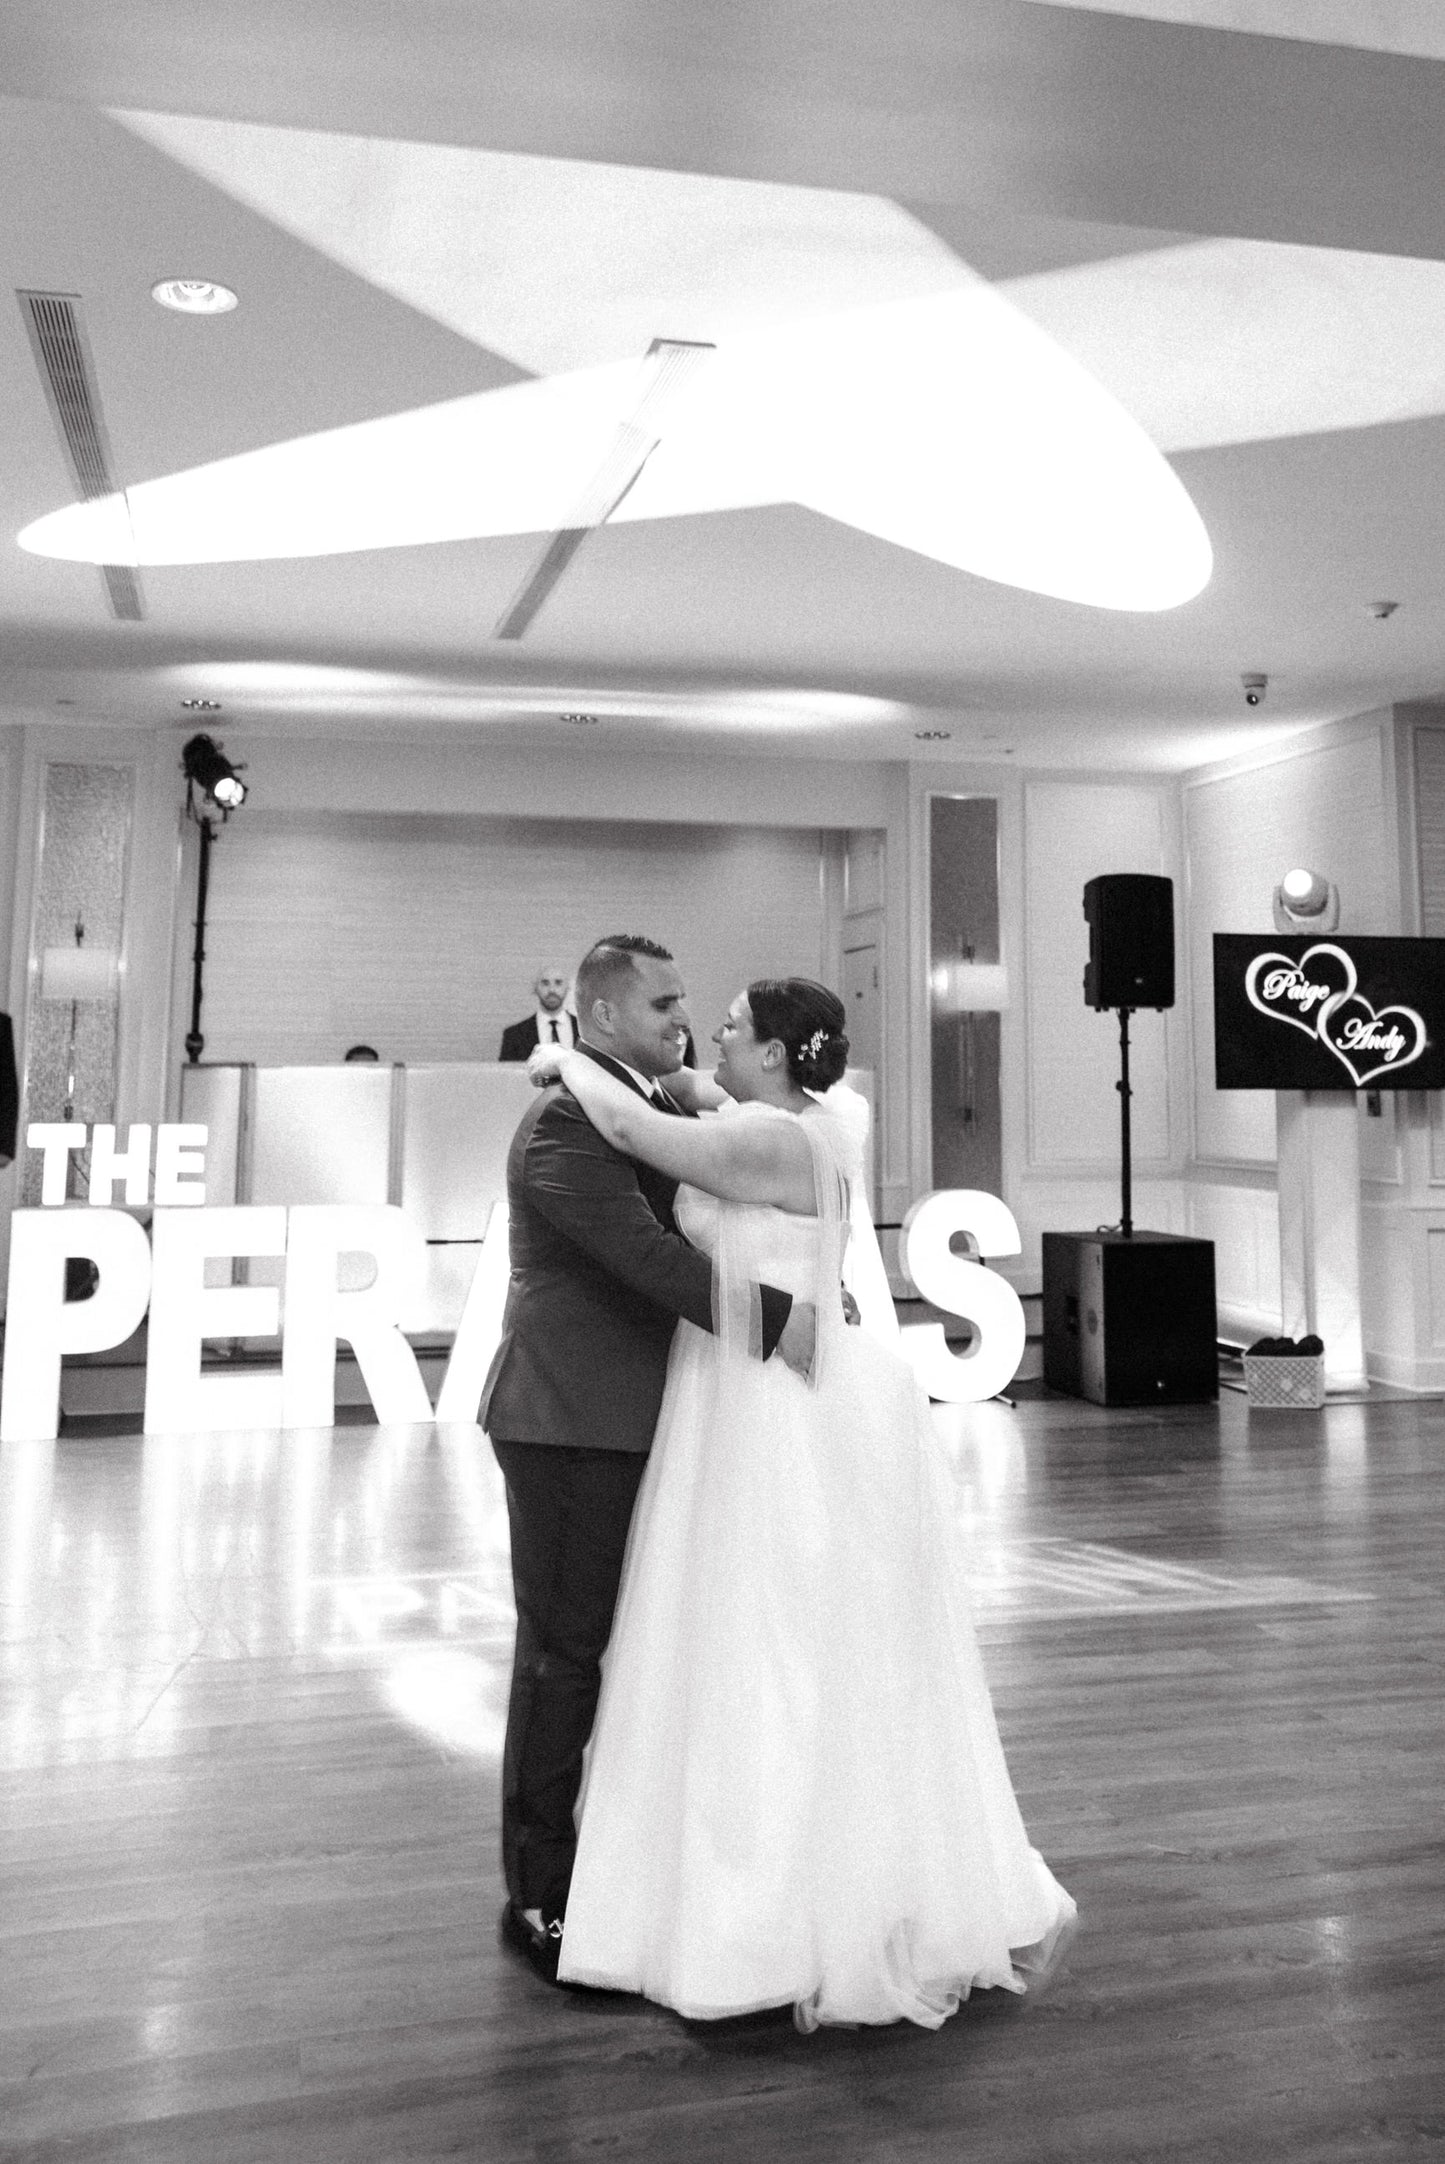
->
xmin=18 ymin=290 xmax=145 ymax=621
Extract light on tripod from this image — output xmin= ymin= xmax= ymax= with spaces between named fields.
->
xmin=181 ymin=732 xmax=247 ymax=811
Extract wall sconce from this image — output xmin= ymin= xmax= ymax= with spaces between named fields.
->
xmin=38 ymin=920 xmax=119 ymax=1126
xmin=930 ymin=959 xmax=1010 ymax=1014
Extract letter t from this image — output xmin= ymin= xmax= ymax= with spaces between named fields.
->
xmin=26 ymin=1124 xmax=87 ymax=1205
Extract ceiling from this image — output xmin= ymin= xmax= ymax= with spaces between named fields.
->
xmin=4 ymin=0 xmax=1445 ymax=770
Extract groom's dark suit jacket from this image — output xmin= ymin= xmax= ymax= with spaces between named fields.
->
xmin=480 ymin=1046 xmax=792 ymax=1454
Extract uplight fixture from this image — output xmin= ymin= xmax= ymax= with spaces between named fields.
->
xmin=151 ymin=279 xmax=238 ymax=316
xmin=560 ymin=712 xmax=600 ymax=725
xmin=180 ymin=697 xmax=222 ymax=711
xmin=1273 ymin=866 xmax=1339 ymax=934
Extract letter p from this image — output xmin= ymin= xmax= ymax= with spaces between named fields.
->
xmin=0 ymin=1209 xmax=152 ymax=1441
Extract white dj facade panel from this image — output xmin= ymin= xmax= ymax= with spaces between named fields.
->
xmin=248 ymin=1065 xmax=393 ymax=1207
xmin=177 ymin=1063 xmax=245 ymax=1207
xmin=197 ymin=812 xmax=828 ymax=1067
xmin=400 ymin=1064 xmax=534 ymax=1238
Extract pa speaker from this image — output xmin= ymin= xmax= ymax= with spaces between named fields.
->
xmin=1083 ymin=873 xmax=1174 ymax=1010
xmin=1042 ymin=1232 xmax=1217 ymax=1405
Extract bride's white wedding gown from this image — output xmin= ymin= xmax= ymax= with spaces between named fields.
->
xmin=556 ymin=1092 xmax=1075 ymax=2028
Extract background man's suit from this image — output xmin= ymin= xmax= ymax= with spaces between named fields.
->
xmin=481 ymin=1044 xmax=791 ymax=1923
xmin=498 ymin=1012 xmax=575 ymax=1061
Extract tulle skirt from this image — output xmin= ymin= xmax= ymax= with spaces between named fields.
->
xmin=556 ymin=1318 xmax=1075 ymax=2027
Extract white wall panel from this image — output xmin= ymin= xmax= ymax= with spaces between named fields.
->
xmin=199 ymin=814 xmax=827 ymax=1067
xmin=1184 ymin=725 xmax=1390 ymax=1166
xmin=1023 ymin=781 xmax=1170 ymax=1168
xmin=1186 ymin=1179 xmax=1281 ymax=1335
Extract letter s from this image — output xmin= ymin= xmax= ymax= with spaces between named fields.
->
xmin=899 ymin=1190 xmax=1026 ymax=1403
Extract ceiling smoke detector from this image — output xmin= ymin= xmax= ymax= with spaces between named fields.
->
xmin=151 ymin=279 xmax=238 ymax=316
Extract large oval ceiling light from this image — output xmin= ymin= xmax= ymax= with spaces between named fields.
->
xmin=151 ymin=278 xmax=238 ymax=315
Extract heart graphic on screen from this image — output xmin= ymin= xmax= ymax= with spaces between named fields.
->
xmin=1244 ymin=943 xmax=1355 ymax=1038
xmin=1317 ymin=993 xmax=1428 ymax=1086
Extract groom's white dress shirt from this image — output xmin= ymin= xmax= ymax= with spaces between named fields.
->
xmin=611 ymin=1057 xmax=676 ymax=1107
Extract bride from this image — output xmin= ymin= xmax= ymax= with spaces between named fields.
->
xmin=534 ymin=976 xmax=1074 ymax=2030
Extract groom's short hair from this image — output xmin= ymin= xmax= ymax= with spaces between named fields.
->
xmin=575 ymin=934 xmax=674 ymax=1018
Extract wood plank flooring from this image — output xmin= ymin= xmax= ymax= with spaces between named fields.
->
xmin=0 ymin=1391 xmax=1441 ymax=2161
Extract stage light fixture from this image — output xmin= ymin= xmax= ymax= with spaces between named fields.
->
xmin=1273 ymin=866 xmax=1339 ymax=934
xmin=181 ymin=732 xmax=247 ymax=811
xmin=179 ymin=735 xmax=247 ymax=1065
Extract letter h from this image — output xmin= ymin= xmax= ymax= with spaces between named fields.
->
xmin=88 ymin=1124 xmax=153 ymax=1205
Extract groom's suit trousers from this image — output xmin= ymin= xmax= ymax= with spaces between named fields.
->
xmin=491 ymin=1436 xmax=647 ymax=1919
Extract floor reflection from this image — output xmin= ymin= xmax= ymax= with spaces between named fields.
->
xmin=0 ymin=1408 xmax=1383 ymax=1776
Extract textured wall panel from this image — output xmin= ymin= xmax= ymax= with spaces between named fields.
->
xmin=198 ymin=813 xmax=827 ymax=1067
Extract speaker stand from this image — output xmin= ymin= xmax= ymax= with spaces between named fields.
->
xmin=1115 ymin=1006 xmax=1134 ymax=1239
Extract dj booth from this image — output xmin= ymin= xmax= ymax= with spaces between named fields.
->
xmin=179 ymin=1062 xmax=536 ymax=1336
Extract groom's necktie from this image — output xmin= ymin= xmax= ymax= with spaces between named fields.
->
xmin=548 ymin=1019 xmax=560 ymax=1043
xmin=649 ymin=1082 xmax=681 ymax=1115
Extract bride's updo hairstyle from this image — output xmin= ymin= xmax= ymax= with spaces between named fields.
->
xmin=747 ymin=978 xmax=849 ymax=1091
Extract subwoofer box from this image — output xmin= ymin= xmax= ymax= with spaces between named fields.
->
xmin=1042 ymin=1231 xmax=1218 ymax=1405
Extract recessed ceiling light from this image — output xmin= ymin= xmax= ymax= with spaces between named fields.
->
xmin=914 ymin=728 xmax=951 ymax=740
xmin=151 ymin=279 xmax=238 ymax=316
xmin=180 ymin=697 xmax=223 ymax=710
xmin=561 ymin=711 xmax=600 ymax=725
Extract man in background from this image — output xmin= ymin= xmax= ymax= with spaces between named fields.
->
xmin=499 ymin=967 xmax=576 ymax=1061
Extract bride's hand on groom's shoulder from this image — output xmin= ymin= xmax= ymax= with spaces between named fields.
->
xmin=526 ymin=1045 xmax=566 ymax=1089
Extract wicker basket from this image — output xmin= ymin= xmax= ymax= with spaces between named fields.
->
xmin=1242 ymin=1353 xmax=1326 ymax=1409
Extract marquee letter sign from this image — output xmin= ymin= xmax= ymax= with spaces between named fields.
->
xmin=899 ymin=1189 xmax=1027 ymax=1403
xmin=0 ymin=1123 xmax=512 ymax=1442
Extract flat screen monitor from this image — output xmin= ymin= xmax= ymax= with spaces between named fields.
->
xmin=1213 ymin=934 xmax=1445 ymax=1091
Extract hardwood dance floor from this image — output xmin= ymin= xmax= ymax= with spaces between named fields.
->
xmin=0 ymin=1389 xmax=1441 ymax=2161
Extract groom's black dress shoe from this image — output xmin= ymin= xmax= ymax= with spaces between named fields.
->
xmin=500 ymin=1899 xmax=566 ymax=1985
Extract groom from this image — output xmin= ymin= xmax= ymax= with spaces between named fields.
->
xmin=482 ymin=934 xmax=814 ymax=1982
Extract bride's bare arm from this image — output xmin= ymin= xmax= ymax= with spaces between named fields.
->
xmin=556 ymin=1050 xmax=816 ymax=1211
